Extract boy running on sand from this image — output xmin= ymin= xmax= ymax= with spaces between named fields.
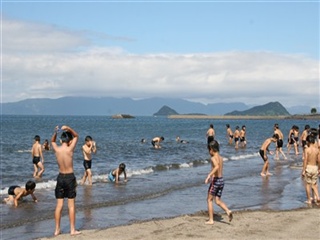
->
xmin=259 ymin=134 xmax=279 ymax=176
xmin=205 ymin=140 xmax=233 ymax=225
xmin=51 ymin=125 xmax=81 ymax=236
xmin=32 ymin=135 xmax=45 ymax=178
xmin=3 ymin=180 xmax=37 ymax=207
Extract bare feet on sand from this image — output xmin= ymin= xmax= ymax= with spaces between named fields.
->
xmin=71 ymin=230 xmax=82 ymax=235
xmin=205 ymin=220 xmax=214 ymax=225
xmin=228 ymin=211 xmax=233 ymax=222
xmin=260 ymin=173 xmax=266 ymax=176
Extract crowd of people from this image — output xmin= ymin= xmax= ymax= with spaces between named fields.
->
xmin=3 ymin=122 xmax=320 ymax=236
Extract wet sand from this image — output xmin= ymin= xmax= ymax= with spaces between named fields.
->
xmin=40 ymin=207 xmax=320 ymax=240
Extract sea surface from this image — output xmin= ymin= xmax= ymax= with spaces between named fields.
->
xmin=0 ymin=115 xmax=319 ymax=240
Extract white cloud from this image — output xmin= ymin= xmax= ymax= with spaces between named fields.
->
xmin=2 ymin=18 xmax=319 ymax=108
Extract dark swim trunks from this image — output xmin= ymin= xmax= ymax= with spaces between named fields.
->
xmin=277 ymin=139 xmax=283 ymax=148
xmin=234 ymin=137 xmax=239 ymax=143
xmin=83 ymin=160 xmax=92 ymax=170
xmin=259 ymin=149 xmax=266 ymax=161
xmin=8 ymin=186 xmax=19 ymax=195
xmin=240 ymin=137 xmax=246 ymax=142
xmin=208 ymin=177 xmax=224 ymax=198
xmin=151 ymin=140 xmax=156 ymax=147
xmin=207 ymin=136 xmax=214 ymax=144
xmin=55 ymin=173 xmax=77 ymax=199
xmin=33 ymin=156 xmax=40 ymax=165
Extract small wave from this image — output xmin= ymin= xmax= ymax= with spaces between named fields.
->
xmin=229 ymin=152 xmax=259 ymax=161
xmin=16 ymin=149 xmax=31 ymax=153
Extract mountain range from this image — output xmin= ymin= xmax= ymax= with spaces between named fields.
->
xmin=0 ymin=96 xmax=312 ymax=116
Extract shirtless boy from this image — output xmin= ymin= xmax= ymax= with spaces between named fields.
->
xmin=108 ymin=163 xmax=127 ymax=183
xmin=259 ymin=134 xmax=279 ymax=176
xmin=205 ymin=140 xmax=233 ymax=225
xmin=151 ymin=136 xmax=164 ymax=149
xmin=80 ymin=136 xmax=97 ymax=185
xmin=239 ymin=125 xmax=247 ymax=148
xmin=51 ymin=125 xmax=81 ymax=236
xmin=234 ymin=126 xmax=240 ymax=149
xmin=274 ymin=123 xmax=287 ymax=160
xmin=32 ymin=135 xmax=45 ymax=178
xmin=206 ymin=124 xmax=215 ymax=145
xmin=302 ymin=135 xmax=320 ymax=204
xmin=3 ymin=180 xmax=37 ymax=207
xmin=226 ymin=124 xmax=233 ymax=145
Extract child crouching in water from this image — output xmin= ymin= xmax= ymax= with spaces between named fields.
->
xmin=108 ymin=163 xmax=127 ymax=183
xmin=3 ymin=180 xmax=37 ymax=207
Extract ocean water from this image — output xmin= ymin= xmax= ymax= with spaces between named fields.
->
xmin=0 ymin=115 xmax=319 ymax=240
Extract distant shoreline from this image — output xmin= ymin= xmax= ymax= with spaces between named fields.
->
xmin=168 ymin=114 xmax=320 ymax=120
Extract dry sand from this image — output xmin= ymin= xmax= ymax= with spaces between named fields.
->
xmin=40 ymin=207 xmax=320 ymax=240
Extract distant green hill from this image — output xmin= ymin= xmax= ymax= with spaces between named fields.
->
xmin=225 ymin=101 xmax=290 ymax=116
xmin=153 ymin=105 xmax=179 ymax=116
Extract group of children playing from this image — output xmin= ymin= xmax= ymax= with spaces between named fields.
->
xmin=259 ymin=123 xmax=320 ymax=205
xmin=3 ymin=122 xmax=320 ymax=235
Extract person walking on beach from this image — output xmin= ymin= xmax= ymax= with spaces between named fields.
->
xmin=31 ymin=135 xmax=45 ymax=178
xmin=234 ymin=126 xmax=240 ymax=149
xmin=3 ymin=180 xmax=37 ymax=207
xmin=206 ymin=124 xmax=215 ymax=145
xmin=51 ymin=125 xmax=81 ymax=236
xmin=151 ymin=136 xmax=164 ymax=149
xmin=259 ymin=134 xmax=279 ymax=176
xmin=205 ymin=140 xmax=233 ymax=225
xmin=274 ymin=123 xmax=287 ymax=160
xmin=301 ymin=135 xmax=320 ymax=204
xmin=226 ymin=124 xmax=233 ymax=145
xmin=80 ymin=136 xmax=97 ymax=185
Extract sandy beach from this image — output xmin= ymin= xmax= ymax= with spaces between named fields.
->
xmin=40 ymin=207 xmax=320 ymax=240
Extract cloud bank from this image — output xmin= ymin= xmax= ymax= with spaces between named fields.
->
xmin=2 ymin=17 xmax=319 ymax=108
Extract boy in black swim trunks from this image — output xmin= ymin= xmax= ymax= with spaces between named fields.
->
xmin=80 ymin=136 xmax=97 ymax=185
xmin=3 ymin=180 xmax=37 ymax=207
xmin=51 ymin=125 xmax=81 ymax=236
xmin=259 ymin=134 xmax=279 ymax=176
xmin=205 ymin=140 xmax=233 ymax=225
xmin=32 ymin=135 xmax=45 ymax=178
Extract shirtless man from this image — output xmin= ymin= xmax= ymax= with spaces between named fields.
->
xmin=51 ymin=125 xmax=81 ymax=236
xmin=233 ymin=126 xmax=240 ymax=149
xmin=205 ymin=140 xmax=233 ymax=225
xmin=151 ymin=136 xmax=164 ymax=149
xmin=259 ymin=134 xmax=279 ymax=176
xmin=302 ymin=135 xmax=320 ymax=204
xmin=31 ymin=135 xmax=45 ymax=178
xmin=226 ymin=124 xmax=233 ymax=145
xmin=274 ymin=123 xmax=287 ymax=160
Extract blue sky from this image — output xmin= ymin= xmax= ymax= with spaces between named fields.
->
xmin=1 ymin=0 xmax=319 ymax=109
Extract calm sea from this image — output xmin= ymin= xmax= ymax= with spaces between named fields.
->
xmin=0 ymin=115 xmax=319 ymax=240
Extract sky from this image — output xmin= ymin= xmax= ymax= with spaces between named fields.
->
xmin=1 ymin=0 xmax=319 ymax=109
